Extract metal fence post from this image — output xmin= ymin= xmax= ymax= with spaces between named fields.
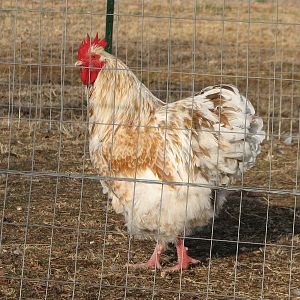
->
xmin=105 ymin=0 xmax=114 ymax=54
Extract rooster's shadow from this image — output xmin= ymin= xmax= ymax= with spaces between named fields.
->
xmin=174 ymin=192 xmax=300 ymax=261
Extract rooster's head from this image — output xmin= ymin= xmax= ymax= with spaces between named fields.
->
xmin=75 ymin=33 xmax=107 ymax=85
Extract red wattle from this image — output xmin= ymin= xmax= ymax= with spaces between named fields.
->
xmin=80 ymin=61 xmax=105 ymax=85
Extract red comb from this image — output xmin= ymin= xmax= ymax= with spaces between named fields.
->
xmin=78 ymin=33 xmax=107 ymax=60
xmin=92 ymin=33 xmax=108 ymax=48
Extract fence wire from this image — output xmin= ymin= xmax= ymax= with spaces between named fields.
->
xmin=0 ymin=0 xmax=299 ymax=299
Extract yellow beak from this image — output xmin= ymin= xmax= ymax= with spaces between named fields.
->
xmin=75 ymin=60 xmax=82 ymax=66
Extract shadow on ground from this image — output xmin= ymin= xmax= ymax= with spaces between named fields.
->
xmin=181 ymin=193 xmax=300 ymax=262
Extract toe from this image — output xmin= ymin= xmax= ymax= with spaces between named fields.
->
xmin=162 ymin=265 xmax=181 ymax=273
xmin=188 ymin=257 xmax=200 ymax=265
xmin=126 ymin=261 xmax=162 ymax=270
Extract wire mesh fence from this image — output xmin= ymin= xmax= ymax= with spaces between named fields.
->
xmin=0 ymin=0 xmax=299 ymax=299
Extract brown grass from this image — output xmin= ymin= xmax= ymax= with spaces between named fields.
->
xmin=1 ymin=0 xmax=300 ymax=299
xmin=1 ymin=0 xmax=300 ymax=136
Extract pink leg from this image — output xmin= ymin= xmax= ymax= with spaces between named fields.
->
xmin=127 ymin=242 xmax=164 ymax=270
xmin=163 ymin=238 xmax=200 ymax=272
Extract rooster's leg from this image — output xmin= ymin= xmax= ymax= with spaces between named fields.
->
xmin=163 ymin=238 xmax=200 ymax=272
xmin=127 ymin=242 xmax=164 ymax=270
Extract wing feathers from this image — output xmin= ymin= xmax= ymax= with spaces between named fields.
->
xmin=156 ymin=84 xmax=265 ymax=185
xmin=99 ymin=84 xmax=264 ymax=187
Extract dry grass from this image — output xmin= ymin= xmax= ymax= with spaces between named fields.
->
xmin=1 ymin=0 xmax=300 ymax=135
xmin=0 ymin=119 xmax=299 ymax=299
xmin=1 ymin=0 xmax=300 ymax=299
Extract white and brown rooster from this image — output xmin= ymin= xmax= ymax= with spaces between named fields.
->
xmin=75 ymin=34 xmax=265 ymax=272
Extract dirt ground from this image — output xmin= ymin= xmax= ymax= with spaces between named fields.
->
xmin=0 ymin=0 xmax=300 ymax=299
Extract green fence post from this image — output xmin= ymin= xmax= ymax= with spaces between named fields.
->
xmin=105 ymin=0 xmax=114 ymax=54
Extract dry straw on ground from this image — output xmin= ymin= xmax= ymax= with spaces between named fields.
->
xmin=0 ymin=0 xmax=300 ymax=299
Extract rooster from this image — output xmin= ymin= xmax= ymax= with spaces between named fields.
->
xmin=75 ymin=34 xmax=265 ymax=272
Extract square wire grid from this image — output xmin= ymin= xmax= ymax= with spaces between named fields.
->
xmin=0 ymin=0 xmax=299 ymax=299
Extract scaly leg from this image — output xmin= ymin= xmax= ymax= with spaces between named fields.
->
xmin=163 ymin=238 xmax=200 ymax=272
xmin=127 ymin=242 xmax=164 ymax=270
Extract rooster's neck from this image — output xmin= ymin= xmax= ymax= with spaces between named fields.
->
xmin=87 ymin=58 xmax=162 ymax=142
xmin=89 ymin=59 xmax=161 ymax=125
